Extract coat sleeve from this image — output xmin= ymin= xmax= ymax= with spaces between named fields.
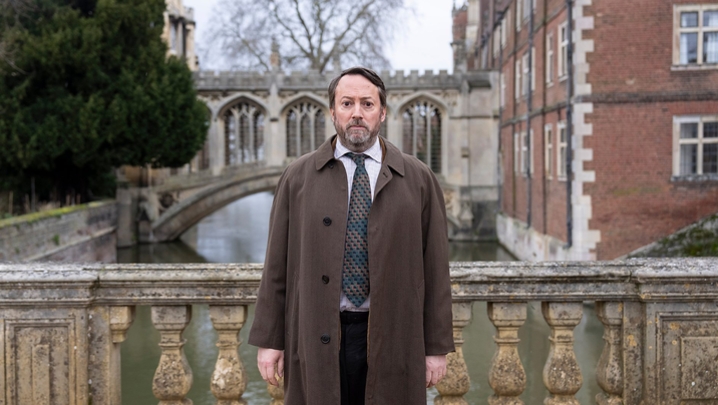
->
xmin=248 ymin=169 xmax=291 ymax=350
xmin=422 ymin=168 xmax=455 ymax=356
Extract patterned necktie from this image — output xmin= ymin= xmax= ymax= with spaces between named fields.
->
xmin=342 ymin=153 xmax=372 ymax=307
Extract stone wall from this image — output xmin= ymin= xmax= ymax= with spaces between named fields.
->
xmin=0 ymin=201 xmax=117 ymax=263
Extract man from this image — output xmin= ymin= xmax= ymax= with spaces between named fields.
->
xmin=248 ymin=67 xmax=454 ymax=405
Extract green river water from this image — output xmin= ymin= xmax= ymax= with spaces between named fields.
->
xmin=117 ymin=192 xmax=604 ymax=404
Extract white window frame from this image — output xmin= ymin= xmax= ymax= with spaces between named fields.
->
xmin=672 ymin=115 xmax=718 ymax=177
xmin=545 ymin=124 xmax=554 ymax=179
xmin=503 ymin=9 xmax=510 ymax=45
xmin=515 ymin=58 xmax=521 ymax=100
xmin=673 ymin=4 xmax=718 ymax=67
xmin=546 ymin=31 xmax=554 ymax=84
xmin=531 ymin=48 xmax=536 ymax=91
xmin=516 ymin=0 xmax=522 ymax=32
xmin=514 ymin=132 xmax=520 ymax=173
xmin=500 ymin=74 xmax=506 ymax=108
xmin=557 ymin=121 xmax=568 ymax=180
xmin=493 ymin=27 xmax=500 ymax=58
xmin=558 ymin=22 xmax=569 ymax=80
xmin=521 ymin=53 xmax=529 ymax=97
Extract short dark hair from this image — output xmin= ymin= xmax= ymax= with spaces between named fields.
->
xmin=328 ymin=67 xmax=387 ymax=110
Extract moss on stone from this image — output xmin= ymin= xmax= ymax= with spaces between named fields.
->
xmin=0 ymin=201 xmax=114 ymax=229
xmin=630 ymin=213 xmax=718 ymax=258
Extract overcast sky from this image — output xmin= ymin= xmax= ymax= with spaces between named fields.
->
xmin=183 ymin=0 xmax=456 ymax=73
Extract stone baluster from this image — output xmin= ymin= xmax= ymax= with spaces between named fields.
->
xmin=487 ymin=302 xmax=527 ymax=405
xmin=110 ymin=306 xmax=136 ymax=405
xmin=209 ymin=305 xmax=248 ymax=405
xmin=595 ymin=302 xmax=624 ymax=405
xmin=151 ymin=305 xmax=193 ymax=405
xmin=435 ymin=302 xmax=472 ymax=405
xmin=542 ymin=302 xmax=583 ymax=405
xmin=267 ymin=376 xmax=285 ymax=405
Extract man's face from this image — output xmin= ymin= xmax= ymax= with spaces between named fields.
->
xmin=331 ymin=74 xmax=386 ymax=153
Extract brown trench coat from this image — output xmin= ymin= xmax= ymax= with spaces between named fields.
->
xmin=248 ymin=136 xmax=454 ymax=404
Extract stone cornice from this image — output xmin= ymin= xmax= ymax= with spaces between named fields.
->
xmin=0 ymin=259 xmax=716 ymax=306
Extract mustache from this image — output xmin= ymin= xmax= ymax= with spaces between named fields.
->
xmin=345 ymin=119 xmax=368 ymax=130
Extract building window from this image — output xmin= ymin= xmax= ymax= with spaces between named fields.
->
xmin=557 ymin=121 xmax=568 ymax=180
xmin=675 ymin=5 xmax=718 ymax=66
xmin=520 ymin=130 xmax=534 ymax=176
xmin=516 ymin=0 xmax=522 ymax=32
xmin=514 ymin=133 xmax=520 ymax=174
xmin=515 ymin=58 xmax=521 ymax=100
xmin=546 ymin=31 xmax=554 ymax=84
xmin=224 ymin=101 xmax=266 ymax=165
xmin=500 ymin=74 xmax=506 ymax=108
xmin=493 ymin=27 xmax=500 ymax=58
xmin=558 ymin=22 xmax=568 ymax=79
xmin=545 ymin=124 xmax=554 ymax=178
xmin=521 ymin=53 xmax=529 ymax=97
xmin=286 ymin=101 xmax=326 ymax=157
xmin=402 ymin=100 xmax=442 ymax=173
xmin=673 ymin=115 xmax=718 ymax=177
xmin=502 ymin=10 xmax=509 ymax=46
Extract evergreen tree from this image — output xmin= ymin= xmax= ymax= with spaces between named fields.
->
xmin=0 ymin=0 xmax=207 ymax=204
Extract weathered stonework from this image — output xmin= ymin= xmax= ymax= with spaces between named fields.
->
xmin=0 ymin=259 xmax=716 ymax=404
xmin=0 ymin=201 xmax=117 ymax=263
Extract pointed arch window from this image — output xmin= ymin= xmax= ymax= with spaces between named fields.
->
xmin=223 ymin=101 xmax=265 ymax=166
xmin=402 ymin=100 xmax=443 ymax=173
xmin=286 ymin=101 xmax=326 ymax=157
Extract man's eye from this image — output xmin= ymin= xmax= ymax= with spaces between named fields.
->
xmin=342 ymin=102 xmax=351 ymax=107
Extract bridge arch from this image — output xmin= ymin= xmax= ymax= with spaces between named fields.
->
xmin=150 ymin=166 xmax=284 ymax=242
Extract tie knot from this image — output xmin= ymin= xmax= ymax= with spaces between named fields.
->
xmin=347 ymin=153 xmax=367 ymax=167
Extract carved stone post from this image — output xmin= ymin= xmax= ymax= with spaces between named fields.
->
xmin=151 ymin=305 xmax=193 ymax=405
xmin=487 ymin=302 xmax=527 ymax=405
xmin=267 ymin=376 xmax=285 ymax=405
xmin=542 ymin=302 xmax=583 ymax=405
xmin=209 ymin=305 xmax=248 ymax=405
xmin=435 ymin=301 xmax=472 ymax=405
xmin=595 ymin=302 xmax=624 ymax=405
xmin=110 ymin=306 xmax=136 ymax=405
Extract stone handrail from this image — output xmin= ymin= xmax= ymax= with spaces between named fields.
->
xmin=0 ymin=258 xmax=716 ymax=404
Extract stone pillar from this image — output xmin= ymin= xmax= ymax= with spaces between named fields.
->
xmin=541 ymin=302 xmax=583 ymax=405
xmin=268 ymin=377 xmax=285 ymax=405
xmin=151 ymin=305 xmax=193 ymax=405
xmin=209 ymin=305 xmax=248 ymax=405
xmin=487 ymin=302 xmax=527 ymax=405
xmin=595 ymin=302 xmax=624 ymax=405
xmin=435 ymin=301 xmax=472 ymax=405
xmin=110 ymin=306 xmax=136 ymax=405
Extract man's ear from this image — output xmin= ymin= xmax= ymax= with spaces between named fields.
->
xmin=380 ymin=107 xmax=386 ymax=122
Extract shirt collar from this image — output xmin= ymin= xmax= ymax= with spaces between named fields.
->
xmin=334 ymin=137 xmax=382 ymax=164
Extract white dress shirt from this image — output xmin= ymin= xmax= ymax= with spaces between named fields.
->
xmin=334 ymin=137 xmax=382 ymax=312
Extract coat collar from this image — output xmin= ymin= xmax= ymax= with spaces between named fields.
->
xmin=314 ymin=135 xmax=405 ymax=177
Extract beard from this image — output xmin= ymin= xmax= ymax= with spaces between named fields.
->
xmin=334 ymin=118 xmax=381 ymax=152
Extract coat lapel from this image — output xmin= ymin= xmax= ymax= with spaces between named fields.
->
xmin=375 ymin=137 xmax=405 ymax=198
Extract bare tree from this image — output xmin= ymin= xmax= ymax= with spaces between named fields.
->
xmin=204 ymin=0 xmax=411 ymax=72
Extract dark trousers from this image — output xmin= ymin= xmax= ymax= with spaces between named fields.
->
xmin=340 ymin=311 xmax=369 ymax=405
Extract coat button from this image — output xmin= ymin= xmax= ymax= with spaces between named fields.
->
xmin=322 ymin=275 xmax=329 ymax=284
xmin=323 ymin=217 xmax=332 ymax=226
xmin=320 ymin=334 xmax=331 ymax=344
xmin=329 ymin=163 xmax=335 ymax=169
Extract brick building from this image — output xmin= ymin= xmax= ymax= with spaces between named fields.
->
xmin=459 ymin=0 xmax=718 ymax=260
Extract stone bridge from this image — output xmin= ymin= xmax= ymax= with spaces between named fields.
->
xmin=119 ymin=160 xmax=471 ymax=244
xmin=1 ymin=258 xmax=717 ymax=404
xmin=118 ymin=68 xmax=499 ymax=245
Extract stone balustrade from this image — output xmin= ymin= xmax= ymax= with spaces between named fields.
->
xmin=0 ymin=259 xmax=716 ymax=404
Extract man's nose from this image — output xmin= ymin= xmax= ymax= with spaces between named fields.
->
xmin=351 ymin=104 xmax=363 ymax=119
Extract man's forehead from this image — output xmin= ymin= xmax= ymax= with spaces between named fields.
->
xmin=336 ymin=75 xmax=380 ymax=97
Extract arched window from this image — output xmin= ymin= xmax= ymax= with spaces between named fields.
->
xmin=223 ymin=101 xmax=265 ymax=166
xmin=402 ymin=100 xmax=442 ymax=173
xmin=286 ymin=101 xmax=326 ymax=157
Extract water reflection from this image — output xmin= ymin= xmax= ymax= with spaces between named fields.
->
xmin=118 ymin=192 xmax=604 ymax=404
